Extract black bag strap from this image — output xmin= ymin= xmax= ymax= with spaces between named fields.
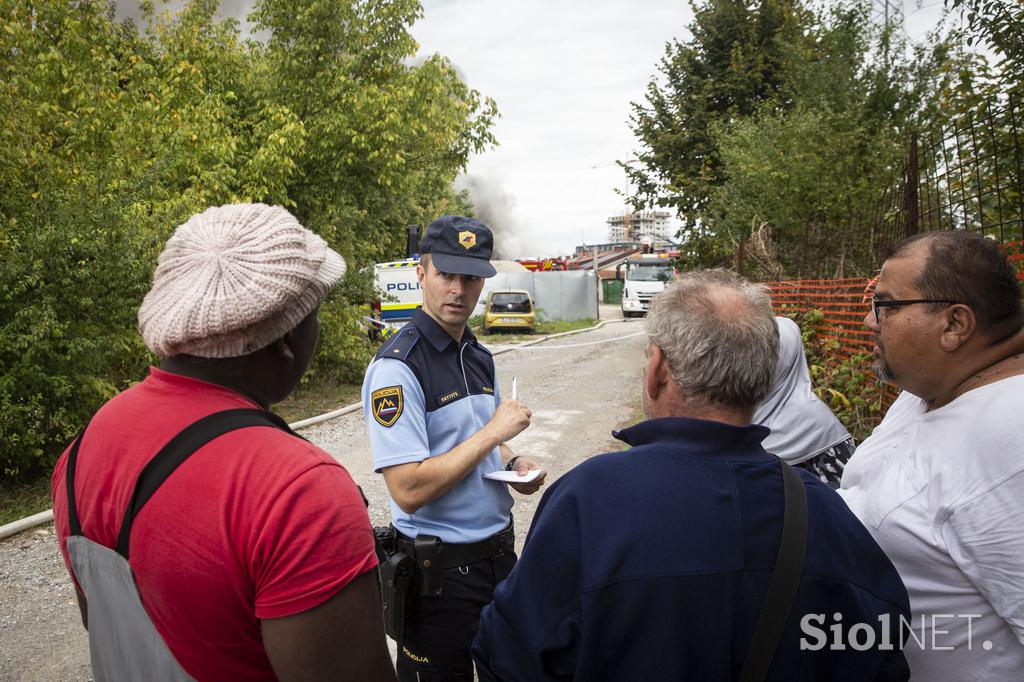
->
xmin=63 ymin=408 xmax=294 ymax=559
xmin=65 ymin=426 xmax=91 ymax=538
xmin=114 ymin=408 xmax=295 ymax=559
xmin=738 ymin=461 xmax=808 ymax=682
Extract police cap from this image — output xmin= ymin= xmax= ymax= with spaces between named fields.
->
xmin=419 ymin=215 xmax=497 ymax=278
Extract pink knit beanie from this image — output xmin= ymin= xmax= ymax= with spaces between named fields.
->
xmin=138 ymin=203 xmax=347 ymax=359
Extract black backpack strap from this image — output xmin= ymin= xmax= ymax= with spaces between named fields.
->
xmin=114 ymin=408 xmax=294 ymax=560
xmin=738 ymin=461 xmax=808 ymax=682
xmin=65 ymin=427 xmax=91 ymax=537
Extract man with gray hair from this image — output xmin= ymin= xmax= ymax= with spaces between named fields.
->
xmin=52 ymin=204 xmax=396 ymax=681
xmin=473 ymin=270 xmax=910 ymax=681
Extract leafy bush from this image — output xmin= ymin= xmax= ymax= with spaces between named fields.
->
xmin=0 ymin=182 xmax=157 ymax=478
xmin=0 ymin=0 xmax=495 ymax=480
xmin=309 ymin=294 xmax=377 ymax=386
xmin=790 ymin=309 xmax=896 ymax=443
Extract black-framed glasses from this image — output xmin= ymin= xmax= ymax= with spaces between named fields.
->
xmin=870 ymin=296 xmax=962 ymax=324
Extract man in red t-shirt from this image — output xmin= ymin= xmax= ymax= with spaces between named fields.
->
xmin=52 ymin=204 xmax=396 ymax=681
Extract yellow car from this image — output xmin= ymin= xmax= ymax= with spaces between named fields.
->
xmin=483 ymin=290 xmax=536 ymax=333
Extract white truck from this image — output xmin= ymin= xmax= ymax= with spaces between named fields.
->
xmin=618 ymin=255 xmax=675 ymax=318
xmin=369 ymin=258 xmax=421 ymax=340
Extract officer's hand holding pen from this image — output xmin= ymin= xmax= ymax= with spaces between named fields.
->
xmin=488 ymin=397 xmax=532 ymax=443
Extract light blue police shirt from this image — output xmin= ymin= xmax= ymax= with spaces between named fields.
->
xmin=362 ymin=309 xmax=513 ymax=543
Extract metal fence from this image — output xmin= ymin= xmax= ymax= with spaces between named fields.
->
xmin=872 ymin=92 xmax=1024 ymax=264
xmin=475 ymin=271 xmax=599 ymax=321
xmin=767 ymin=278 xmax=875 ymax=357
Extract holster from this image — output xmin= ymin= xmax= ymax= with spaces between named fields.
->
xmin=414 ymin=534 xmax=444 ymax=597
xmin=374 ymin=526 xmax=414 ymax=644
xmin=373 ymin=525 xmax=395 ymax=564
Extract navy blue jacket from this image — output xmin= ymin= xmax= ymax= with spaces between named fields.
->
xmin=473 ymin=417 xmax=910 ymax=681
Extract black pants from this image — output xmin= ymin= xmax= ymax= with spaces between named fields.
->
xmin=398 ymin=551 xmax=516 ymax=681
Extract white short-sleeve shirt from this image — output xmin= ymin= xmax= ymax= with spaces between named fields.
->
xmin=840 ymin=376 xmax=1024 ymax=681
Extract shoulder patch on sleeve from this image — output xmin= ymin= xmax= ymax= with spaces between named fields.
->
xmin=371 ymin=386 xmax=404 ymax=427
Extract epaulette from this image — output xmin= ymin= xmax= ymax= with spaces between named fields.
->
xmin=375 ymin=327 xmax=420 ymax=362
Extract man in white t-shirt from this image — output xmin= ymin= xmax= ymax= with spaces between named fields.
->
xmin=840 ymin=230 xmax=1024 ymax=681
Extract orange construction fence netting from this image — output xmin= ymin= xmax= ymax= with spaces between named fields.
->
xmin=764 ymin=238 xmax=1024 ymax=357
xmin=765 ymin=278 xmax=875 ymax=358
xmin=1003 ymin=239 xmax=1024 ymax=281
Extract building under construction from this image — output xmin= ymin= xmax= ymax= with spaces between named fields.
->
xmin=606 ymin=210 xmax=671 ymax=243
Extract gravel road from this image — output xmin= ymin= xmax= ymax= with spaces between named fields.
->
xmin=0 ymin=307 xmax=647 ymax=680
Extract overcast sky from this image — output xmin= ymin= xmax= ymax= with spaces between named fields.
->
xmin=410 ymin=0 xmax=694 ymax=258
xmin=116 ymin=0 xmax=951 ymax=258
xmin=411 ymin=0 xmax=949 ymax=258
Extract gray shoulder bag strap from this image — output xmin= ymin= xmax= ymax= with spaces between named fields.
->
xmin=738 ymin=461 xmax=808 ymax=682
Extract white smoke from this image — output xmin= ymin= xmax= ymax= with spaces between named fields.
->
xmin=455 ymin=173 xmax=536 ymax=259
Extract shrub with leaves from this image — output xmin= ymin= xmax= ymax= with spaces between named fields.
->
xmin=0 ymin=0 xmax=495 ymax=479
xmin=786 ymin=309 xmax=897 ymax=443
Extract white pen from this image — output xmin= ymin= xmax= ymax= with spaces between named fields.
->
xmin=511 ymin=376 xmax=517 ymax=400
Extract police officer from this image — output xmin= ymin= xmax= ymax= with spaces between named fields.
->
xmin=362 ymin=215 xmax=546 ymax=681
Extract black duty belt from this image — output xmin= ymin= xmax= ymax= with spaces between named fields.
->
xmin=396 ymin=522 xmax=514 ymax=570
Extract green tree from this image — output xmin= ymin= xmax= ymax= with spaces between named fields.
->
xmin=630 ymin=0 xmax=961 ymax=278
xmin=246 ymin=0 xmax=496 ymax=381
xmin=707 ymin=3 xmax=943 ymax=277
xmin=627 ymin=0 xmax=814 ymax=220
xmin=1 ymin=0 xmax=165 ymax=478
xmin=949 ymin=0 xmax=1024 ymax=86
xmin=0 ymin=0 xmax=496 ymax=479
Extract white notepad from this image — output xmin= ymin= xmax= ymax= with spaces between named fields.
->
xmin=484 ymin=469 xmax=543 ymax=484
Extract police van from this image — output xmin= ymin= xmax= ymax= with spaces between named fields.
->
xmin=369 ymin=258 xmax=421 ymax=340
xmin=368 ymin=254 xmax=525 ymax=340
